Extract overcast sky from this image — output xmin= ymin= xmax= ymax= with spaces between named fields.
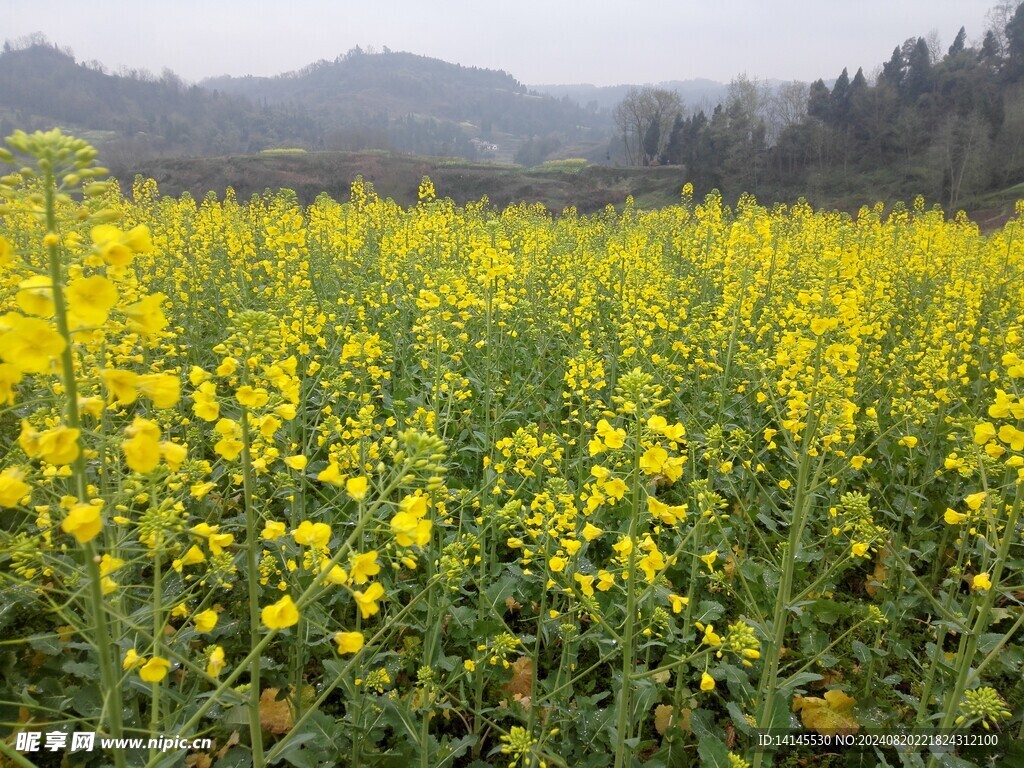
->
xmin=2 ymin=1 xmax=999 ymax=86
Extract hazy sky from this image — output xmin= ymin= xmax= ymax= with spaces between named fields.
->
xmin=2 ymin=1 xmax=998 ymax=86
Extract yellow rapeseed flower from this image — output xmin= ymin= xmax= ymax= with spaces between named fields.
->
xmin=596 ymin=571 xmax=616 ymax=591
xmin=349 ymin=551 xmax=380 ymax=584
xmin=137 ymin=373 xmax=180 ymax=409
xmin=122 ymin=649 xmax=144 ymax=671
xmin=123 ymin=417 xmax=161 ymax=473
xmin=974 ymin=422 xmax=997 ymax=445
xmin=574 ymin=573 xmax=595 ymax=596
xmin=293 ymin=521 xmax=331 ymax=549
xmin=944 ymin=508 xmax=968 ymax=525
xmin=0 ymin=363 xmax=22 ymax=405
xmin=334 ymin=631 xmax=365 ymax=654
xmin=66 ymin=275 xmax=117 ymax=328
xmin=261 ymin=595 xmax=299 ymax=630
xmin=639 ymin=445 xmax=669 ymax=475
xmin=346 ymin=475 xmax=369 ymax=501
xmin=965 ymin=492 xmax=987 ymax=512
xmin=139 ymin=656 xmax=171 ymax=683
xmin=236 ymin=385 xmax=269 ymax=408
xmin=262 ymin=520 xmax=287 ymax=540
xmin=668 ymin=594 xmax=689 ymax=613
xmin=101 ymin=369 xmax=139 ymax=404
xmin=998 ymin=424 xmax=1024 ymax=451
xmin=122 ymin=293 xmax=168 ymax=337
xmin=193 ymin=609 xmax=218 ymax=633
xmin=284 ymin=455 xmax=308 ymax=471
xmin=0 ymin=315 xmax=65 ymax=373
xmin=0 ymin=468 xmax=30 ymax=507
xmin=207 ymin=646 xmax=226 ymax=677
xmin=36 ymin=425 xmax=80 ymax=466
xmin=60 ymin=502 xmax=103 ymax=544
xmin=353 ymin=582 xmax=385 ymax=619
xmin=172 ymin=545 xmax=206 ymax=571
xmin=16 ymin=276 xmax=55 ymax=317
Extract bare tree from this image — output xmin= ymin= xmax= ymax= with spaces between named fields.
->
xmin=925 ymin=29 xmax=943 ymax=64
xmin=613 ymin=87 xmax=682 ymax=166
xmin=986 ymin=0 xmax=1017 ymax=53
xmin=767 ymin=81 xmax=807 ymax=145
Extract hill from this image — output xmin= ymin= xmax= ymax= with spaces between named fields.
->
xmin=0 ymin=41 xmax=315 ymax=159
xmin=0 ymin=39 xmax=608 ymax=165
xmin=201 ymin=49 xmax=607 ymax=159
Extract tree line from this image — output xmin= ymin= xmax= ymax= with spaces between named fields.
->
xmin=614 ymin=2 xmax=1024 ymax=209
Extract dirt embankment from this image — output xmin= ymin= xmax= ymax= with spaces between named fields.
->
xmin=113 ymin=152 xmax=688 ymax=213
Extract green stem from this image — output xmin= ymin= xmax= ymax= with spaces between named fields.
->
xmin=930 ymin=485 xmax=1022 ymax=751
xmin=613 ymin=416 xmax=643 ymax=768
xmin=240 ymin=403 xmax=266 ymax=768
xmin=149 ymin=538 xmax=162 ymax=765
xmin=972 ymin=609 xmax=1024 ymax=679
xmin=915 ymin=531 xmax=973 ymax=725
xmin=752 ymin=408 xmax=818 ymax=768
xmin=420 ymin=531 xmax=440 ymax=768
xmin=0 ymin=739 xmax=38 ymax=768
xmin=44 ymin=165 xmax=125 ymax=766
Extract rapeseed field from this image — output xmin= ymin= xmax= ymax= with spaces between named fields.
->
xmin=0 ymin=130 xmax=1021 ymax=767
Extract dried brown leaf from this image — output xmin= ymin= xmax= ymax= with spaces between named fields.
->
xmin=654 ymin=704 xmax=674 ymax=735
xmin=502 ymin=656 xmax=534 ymax=700
xmin=184 ymin=753 xmax=212 ymax=768
xmin=214 ymin=731 xmax=240 ymax=760
xmin=865 ymin=550 xmax=889 ymax=598
xmin=792 ymin=689 xmax=859 ymax=735
xmin=259 ymin=688 xmax=293 ymax=735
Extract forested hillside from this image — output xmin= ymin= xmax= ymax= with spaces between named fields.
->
xmin=0 ymin=39 xmax=605 ymax=165
xmin=644 ymin=15 xmax=1024 ymax=209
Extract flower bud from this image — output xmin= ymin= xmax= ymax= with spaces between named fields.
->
xmin=90 ymin=208 xmax=122 ymax=223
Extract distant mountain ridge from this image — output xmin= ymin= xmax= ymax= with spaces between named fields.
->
xmin=0 ymin=40 xmax=611 ymax=164
xmin=0 ymin=42 xmax=318 ymax=158
xmin=531 ymin=79 xmax=731 ymax=111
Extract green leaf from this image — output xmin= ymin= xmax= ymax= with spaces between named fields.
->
xmin=694 ymin=600 xmax=725 ymax=623
xmin=27 ymin=634 xmax=61 ymax=655
xmin=61 ymin=660 xmax=99 ymax=679
xmin=433 ymin=735 xmax=477 ymax=768
xmin=727 ymin=702 xmax=754 ymax=735
xmin=778 ymin=671 xmax=825 ymax=696
xmin=697 ymin=734 xmax=730 ymax=768
xmin=933 ymin=753 xmax=980 ymax=768
xmin=689 ymin=709 xmax=718 ymax=739
xmin=281 ymin=746 xmax=318 ymax=768
xmin=851 ymin=640 xmax=871 ymax=664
